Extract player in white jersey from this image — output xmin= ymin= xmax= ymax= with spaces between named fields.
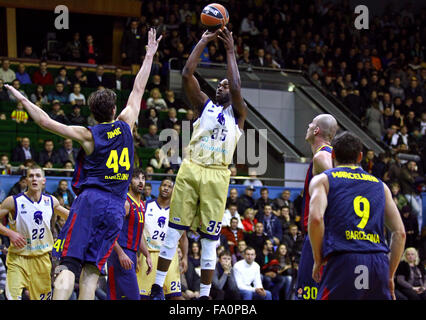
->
xmin=0 ymin=165 xmax=69 ymax=300
xmin=150 ymin=27 xmax=247 ymax=300
xmin=138 ymin=178 xmax=188 ymax=299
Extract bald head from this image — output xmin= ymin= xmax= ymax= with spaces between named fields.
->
xmin=306 ymin=114 xmax=338 ymax=143
xmin=315 ymin=114 xmax=338 ymax=141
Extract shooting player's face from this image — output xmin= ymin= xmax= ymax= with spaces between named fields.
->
xmin=216 ymin=79 xmax=230 ymax=105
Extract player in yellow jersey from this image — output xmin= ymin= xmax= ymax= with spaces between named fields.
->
xmin=0 ymin=165 xmax=69 ymax=300
xmin=150 ymin=27 xmax=247 ymax=300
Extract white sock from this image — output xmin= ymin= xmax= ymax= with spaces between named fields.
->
xmin=200 ymin=283 xmax=211 ymax=297
xmin=154 ymin=270 xmax=167 ymax=287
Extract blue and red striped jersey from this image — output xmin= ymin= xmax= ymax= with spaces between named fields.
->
xmin=301 ymin=144 xmax=333 ymax=233
xmin=117 ymin=193 xmax=145 ymax=252
xmin=72 ymin=120 xmax=134 ymax=200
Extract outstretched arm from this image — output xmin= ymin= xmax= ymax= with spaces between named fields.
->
xmin=4 ymin=84 xmax=93 ymax=153
xmin=118 ymin=28 xmax=162 ymax=131
xmin=52 ymin=195 xmax=69 ymax=221
xmin=182 ymin=30 xmax=219 ymax=114
xmin=218 ymin=27 xmax=247 ymax=129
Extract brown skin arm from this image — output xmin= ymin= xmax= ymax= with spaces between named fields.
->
xmin=218 ymin=27 xmax=247 ymax=129
xmin=182 ymin=30 xmax=219 ymax=115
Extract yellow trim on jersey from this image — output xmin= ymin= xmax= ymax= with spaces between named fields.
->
xmin=315 ymin=144 xmax=332 ymax=154
xmin=337 ymin=165 xmax=361 ymax=170
xmin=127 ymin=192 xmax=141 ymax=207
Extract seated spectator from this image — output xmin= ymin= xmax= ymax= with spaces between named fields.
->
xmin=11 ymin=137 xmax=37 ymax=163
xmin=222 ymin=202 xmax=243 ymax=229
xmin=63 ymin=160 xmax=74 ymax=177
xmin=400 ymin=205 xmax=419 ymax=249
xmin=211 ymin=250 xmax=240 ymax=300
xmin=64 ymin=32 xmax=82 ymax=62
xmin=0 ymin=80 xmax=9 ymax=101
xmin=52 ymin=179 xmax=75 ymax=210
xmin=278 ymin=206 xmax=294 ymax=236
xmin=68 ymin=105 xmax=87 ymax=126
xmin=237 ymin=185 xmax=256 ymax=215
xmin=257 ymin=239 xmax=286 ymax=301
xmin=82 ymin=34 xmax=100 ymax=65
xmin=272 ymin=190 xmax=295 ymax=218
xmin=0 ymin=113 xmax=5 ymax=120
xmin=30 ymin=84 xmax=49 ymax=105
xmin=7 ymin=175 xmax=27 ymax=196
xmin=142 ymin=182 xmax=156 ymax=201
xmin=15 ymin=64 xmax=32 ymax=84
xmin=275 ymin=243 xmax=294 ymax=300
xmin=11 ymin=101 xmax=29 ymax=123
xmin=149 ymin=148 xmax=170 ymax=170
xmin=167 ymin=148 xmax=181 ymax=172
xmin=282 ymin=224 xmax=303 ymax=261
xmin=245 ymin=222 xmax=268 ymax=256
xmin=38 ymin=139 xmax=61 ymax=166
xmin=20 ymin=45 xmax=38 ymax=59
xmin=0 ymin=154 xmax=12 ymax=175
xmin=57 ymin=138 xmax=79 ymax=165
xmin=32 ymin=60 xmax=53 ymax=85
xmin=145 ymin=165 xmax=154 ymax=181
xmin=221 ymin=217 xmax=245 ymax=255
xmin=8 ymin=79 xmax=28 ymax=102
xmin=87 ymin=112 xmax=98 ymax=126
xmin=396 ymin=247 xmax=426 ymax=300
xmin=146 ymin=74 xmax=166 ymax=93
xmin=233 ymin=247 xmax=272 ymax=300
xmin=113 ymin=67 xmax=131 ymax=90
xmin=243 ymin=168 xmax=263 ymax=187
xmin=0 ymin=59 xmax=15 ymax=83
xmin=142 ymin=124 xmax=162 ymax=149
xmin=164 ymin=90 xmax=181 ymax=110
xmin=226 ymin=188 xmax=239 ymax=208
xmin=361 ymin=149 xmax=376 ymax=174
xmin=48 ymin=100 xmax=69 ymax=124
xmin=257 ymin=204 xmax=282 ymax=246
xmin=87 ymin=65 xmax=112 ymax=88
xmin=241 ymin=208 xmax=258 ymax=234
xmin=229 ymin=165 xmax=239 ymax=184
xmin=70 ymin=67 xmax=88 ymax=87
xmin=390 ymin=182 xmax=409 ymax=211
xmin=160 ymin=107 xmax=179 ymax=129
xmin=238 ymin=48 xmax=252 ymax=66
xmin=48 ymin=82 xmax=68 ymax=104
xmin=254 ymin=187 xmax=274 ymax=215
xmin=146 ymin=88 xmax=168 ymax=111
xmin=232 ymin=240 xmax=247 ymax=265
xmin=68 ymin=83 xmax=86 ymax=106
xmin=54 ymin=67 xmax=72 ymax=88
xmin=142 ymin=107 xmax=159 ymax=128
xmin=185 ymin=241 xmax=201 ymax=296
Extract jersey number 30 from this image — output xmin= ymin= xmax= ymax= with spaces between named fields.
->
xmin=106 ymin=148 xmax=130 ymax=173
xmin=353 ymin=196 xmax=370 ymax=229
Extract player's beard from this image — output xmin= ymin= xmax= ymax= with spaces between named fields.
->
xmin=216 ymin=92 xmax=230 ymax=105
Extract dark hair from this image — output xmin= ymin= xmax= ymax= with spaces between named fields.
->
xmin=160 ymin=177 xmax=174 ymax=186
xmin=230 ymin=217 xmax=238 ymax=223
xmin=331 ymin=131 xmax=363 ymax=165
xmin=260 ymin=187 xmax=268 ymax=193
xmin=88 ymin=89 xmax=116 ymax=123
xmin=219 ymin=250 xmax=232 ymax=258
xmin=132 ymin=168 xmax=145 ymax=180
xmin=244 ymin=246 xmax=256 ymax=254
xmin=145 ymin=182 xmax=152 ymax=188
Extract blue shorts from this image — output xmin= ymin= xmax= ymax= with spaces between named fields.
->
xmin=318 ymin=252 xmax=391 ymax=300
xmin=52 ymin=188 xmax=125 ymax=275
xmin=295 ymin=235 xmax=319 ymax=300
xmin=106 ymin=248 xmax=139 ymax=300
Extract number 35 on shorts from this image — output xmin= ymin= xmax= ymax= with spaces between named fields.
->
xmin=206 ymin=220 xmax=222 ymax=235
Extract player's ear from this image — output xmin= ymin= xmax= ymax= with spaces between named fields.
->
xmin=331 ymin=149 xmax=336 ymax=159
xmin=356 ymin=151 xmax=363 ymax=164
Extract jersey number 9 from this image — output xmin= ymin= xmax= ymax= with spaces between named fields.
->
xmin=353 ymin=196 xmax=370 ymax=229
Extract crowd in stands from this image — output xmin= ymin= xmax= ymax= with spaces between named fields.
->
xmin=0 ymin=0 xmax=426 ymax=300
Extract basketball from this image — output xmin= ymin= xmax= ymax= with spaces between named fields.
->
xmin=200 ymin=3 xmax=229 ymax=31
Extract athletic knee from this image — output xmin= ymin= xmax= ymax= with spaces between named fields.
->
xmin=160 ymin=227 xmax=184 ymax=260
